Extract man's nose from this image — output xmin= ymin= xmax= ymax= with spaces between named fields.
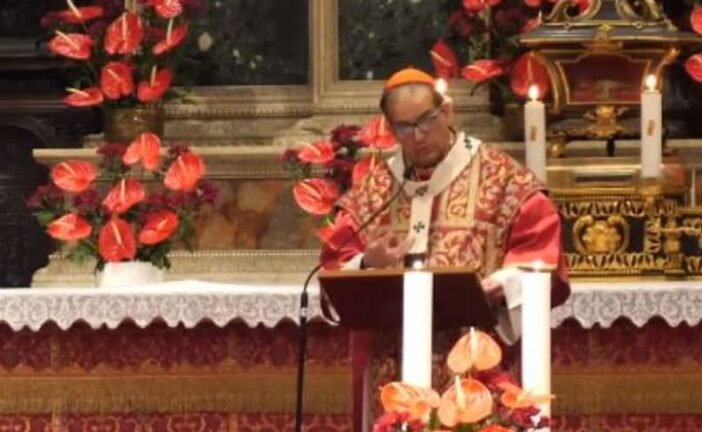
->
xmin=412 ymin=125 xmax=428 ymax=141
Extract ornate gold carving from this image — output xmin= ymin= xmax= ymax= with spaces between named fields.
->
xmin=583 ymin=105 xmax=631 ymax=139
xmin=616 ymin=0 xmax=664 ymax=23
xmin=574 ymin=215 xmax=629 ymax=254
xmin=566 ymin=252 xmax=663 ymax=275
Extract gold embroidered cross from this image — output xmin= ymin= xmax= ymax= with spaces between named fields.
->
xmin=415 ymin=185 xmax=428 ymax=197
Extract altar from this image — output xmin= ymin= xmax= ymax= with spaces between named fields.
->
xmin=0 ymin=280 xmax=700 ymax=431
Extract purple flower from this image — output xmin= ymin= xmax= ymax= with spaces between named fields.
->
xmin=27 ymin=184 xmax=64 ymax=209
xmin=331 ymin=124 xmax=361 ymax=147
xmin=97 ymin=142 xmax=128 ymax=161
xmin=197 ymin=180 xmax=219 ymax=205
xmin=279 ymin=148 xmax=301 ymax=164
xmin=72 ymin=189 xmax=100 ymax=210
xmin=449 ymin=10 xmax=474 ymax=38
xmin=168 ymin=143 xmax=191 ymax=157
xmin=165 ymin=193 xmax=185 ymax=208
xmin=145 ymin=193 xmax=167 ymax=208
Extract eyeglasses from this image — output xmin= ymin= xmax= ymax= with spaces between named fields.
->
xmin=391 ymin=107 xmax=442 ymax=139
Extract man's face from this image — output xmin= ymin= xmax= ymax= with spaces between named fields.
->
xmin=385 ymin=85 xmax=452 ymax=169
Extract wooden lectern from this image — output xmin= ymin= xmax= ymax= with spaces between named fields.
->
xmin=319 ymin=267 xmax=497 ymax=432
xmin=318 ymin=267 xmax=497 ymax=330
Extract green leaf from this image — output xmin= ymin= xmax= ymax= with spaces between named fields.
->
xmin=35 ymin=210 xmax=57 ymax=226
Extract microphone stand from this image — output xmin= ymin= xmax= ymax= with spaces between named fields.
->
xmin=293 ymin=167 xmax=412 ymax=432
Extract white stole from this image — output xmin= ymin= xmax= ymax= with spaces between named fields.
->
xmin=388 ymin=132 xmax=481 ymax=255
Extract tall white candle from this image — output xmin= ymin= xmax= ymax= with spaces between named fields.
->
xmin=641 ymin=74 xmax=662 ymax=179
xmin=524 ymin=85 xmax=547 ymax=182
xmin=402 ymin=270 xmax=433 ymax=388
xmin=520 ymin=261 xmax=552 ymax=419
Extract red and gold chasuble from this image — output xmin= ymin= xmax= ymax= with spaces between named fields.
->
xmin=329 ymin=132 xmax=568 ymax=297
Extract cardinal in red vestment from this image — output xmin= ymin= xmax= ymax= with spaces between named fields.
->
xmin=322 ymin=67 xmax=569 ymax=341
xmin=320 ymin=68 xmax=570 ymax=429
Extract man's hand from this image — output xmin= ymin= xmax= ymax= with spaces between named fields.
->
xmin=362 ymin=228 xmax=411 ymax=268
xmin=482 ymin=277 xmax=505 ymax=304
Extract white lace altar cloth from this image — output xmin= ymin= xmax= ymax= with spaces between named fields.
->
xmin=0 ymin=279 xmax=699 ymax=331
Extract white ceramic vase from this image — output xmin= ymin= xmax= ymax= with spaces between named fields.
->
xmin=96 ymin=261 xmax=164 ymax=288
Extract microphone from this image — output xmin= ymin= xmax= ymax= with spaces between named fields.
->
xmin=293 ymin=164 xmax=413 ymax=432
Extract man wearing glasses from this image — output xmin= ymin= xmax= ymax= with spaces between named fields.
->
xmin=323 ymin=67 xmax=569 ymax=342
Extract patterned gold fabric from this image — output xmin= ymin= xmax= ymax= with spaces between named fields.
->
xmin=338 ymin=144 xmax=544 ymax=275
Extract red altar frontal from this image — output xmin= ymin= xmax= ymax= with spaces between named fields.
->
xmin=0 ymin=281 xmax=701 ymax=431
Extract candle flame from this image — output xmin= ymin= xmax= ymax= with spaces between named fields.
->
xmin=435 ymin=78 xmax=447 ymax=95
xmin=533 ymin=260 xmax=544 ymax=271
xmin=645 ymin=74 xmax=657 ymax=91
xmin=528 ymin=85 xmax=540 ymax=101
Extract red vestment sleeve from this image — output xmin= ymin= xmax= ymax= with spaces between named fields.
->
xmin=502 ymin=192 xmax=570 ymax=307
xmin=319 ymin=209 xmax=366 ymax=270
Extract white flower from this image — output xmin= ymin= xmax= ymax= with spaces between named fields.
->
xmin=198 ymin=32 xmax=213 ymax=52
xmin=232 ymin=48 xmax=241 ymax=58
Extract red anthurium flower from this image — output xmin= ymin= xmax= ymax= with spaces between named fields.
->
xmin=105 ymin=12 xmax=143 ymax=55
xmin=431 ymin=40 xmax=460 ymax=79
xmin=48 ymin=31 xmax=93 ymax=60
xmin=692 ymin=6 xmax=702 ymax=37
xmin=462 ymin=59 xmax=505 ymax=83
xmin=98 ymin=217 xmax=136 ymax=262
xmin=102 ymin=178 xmax=146 ymax=214
xmin=151 ymin=0 xmax=183 ymax=19
xmin=510 ymin=52 xmax=551 ymax=98
xmin=685 ymin=54 xmax=702 ymax=83
xmin=359 ymin=116 xmax=396 ymax=150
xmin=164 ymin=151 xmax=205 ymax=192
xmin=100 ymin=62 xmax=134 ymax=100
xmin=463 ymin=0 xmax=501 ymax=13
xmin=47 ymin=213 xmax=92 ymax=241
xmin=56 ymin=0 xmax=104 ymax=24
xmin=351 ymin=155 xmax=379 ymax=186
xmin=123 ymin=132 xmax=162 ymax=171
xmin=293 ymin=178 xmax=340 ymax=216
xmin=51 ymin=161 xmax=98 ymax=193
xmin=153 ymin=21 xmax=188 ymax=55
xmin=64 ymin=87 xmax=104 ymax=107
xmin=437 ymin=378 xmax=493 ymax=427
xmin=498 ymin=382 xmax=554 ymax=409
xmin=297 ymin=140 xmax=335 ymax=164
xmin=380 ymin=382 xmax=440 ymax=422
xmin=446 ymin=329 xmax=502 ymax=374
xmin=138 ymin=210 xmax=179 ymax=245
xmin=137 ymin=67 xmax=173 ymax=103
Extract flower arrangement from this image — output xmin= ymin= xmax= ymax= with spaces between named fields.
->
xmin=431 ymin=0 xmax=702 ymax=100
xmin=281 ymin=116 xmax=395 ymax=234
xmin=27 ymin=132 xmax=217 ymax=271
xmin=373 ymin=329 xmax=551 ymax=432
xmin=41 ymin=0 xmax=203 ymax=108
